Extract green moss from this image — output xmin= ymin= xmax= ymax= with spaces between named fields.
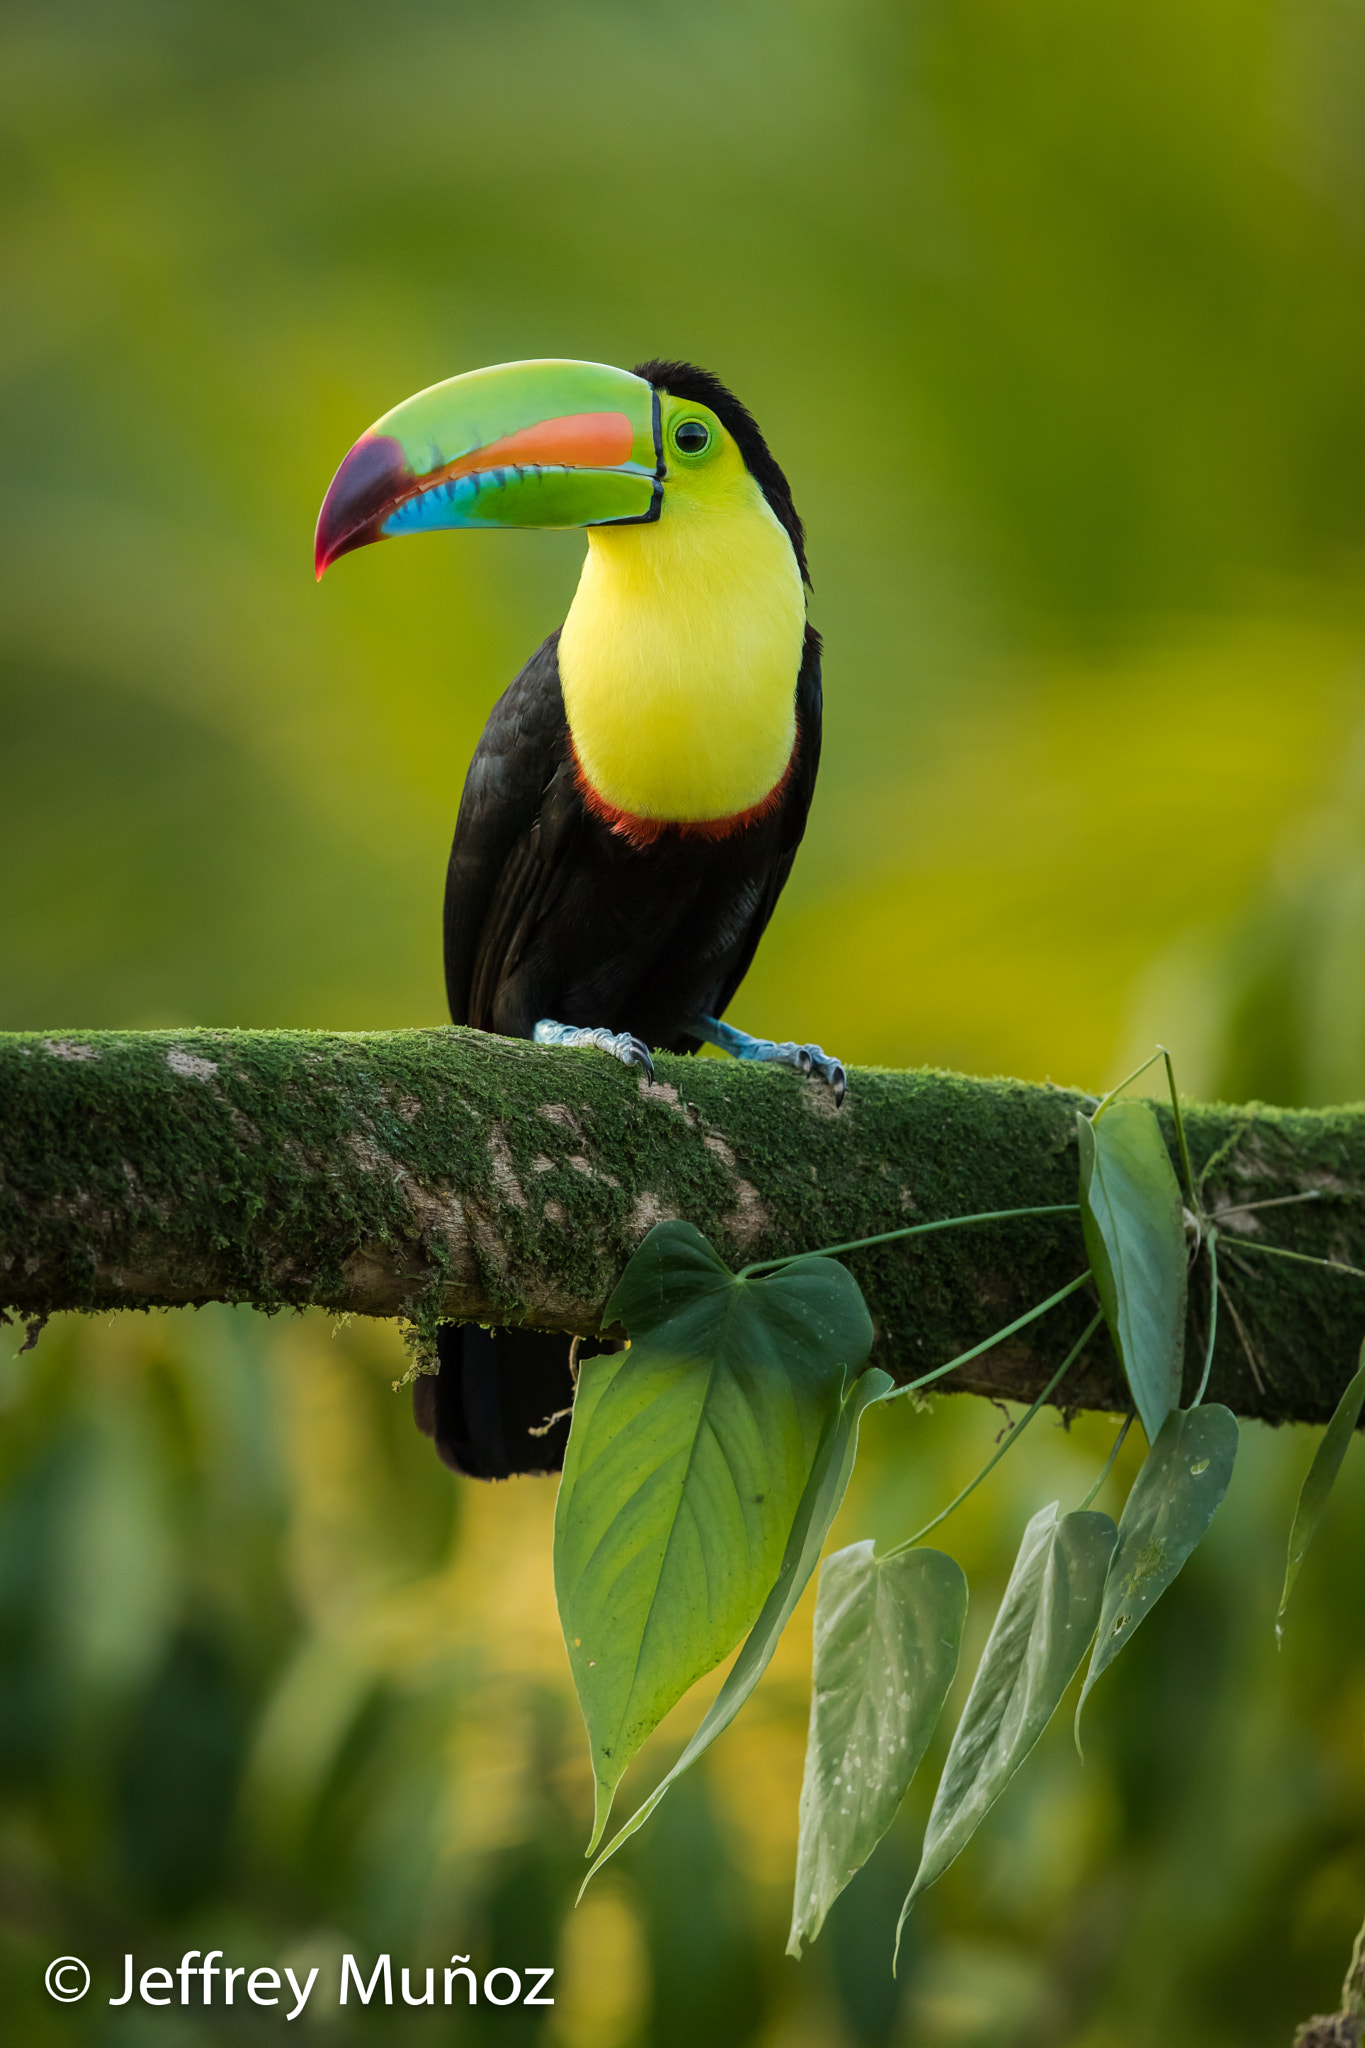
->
xmin=2 ymin=1030 xmax=1363 ymax=1424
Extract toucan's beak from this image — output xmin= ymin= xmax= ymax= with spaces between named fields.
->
xmin=314 ymin=358 xmax=662 ymax=579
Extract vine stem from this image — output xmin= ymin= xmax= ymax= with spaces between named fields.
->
xmin=1090 ymin=1048 xmax=1164 ymax=1122
xmin=1213 ymin=1190 xmax=1325 ymax=1218
xmin=1229 ymin=1240 xmax=1365 ymax=1283
xmin=1218 ymin=1273 xmax=1269 ymax=1394
xmin=736 ymin=1204 xmax=1080 ymax=1280
xmin=886 ymin=1271 xmax=1093 ymax=1401
xmin=1077 ymin=1413 xmax=1133 ymax=1511
xmin=1192 ymin=1228 xmax=1219 ymax=1407
xmin=882 ymin=1309 xmax=1105 ymax=1555
xmin=1196 ymin=1115 xmax=1254 ymax=1205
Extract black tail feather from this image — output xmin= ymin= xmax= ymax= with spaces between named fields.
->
xmin=413 ymin=1325 xmax=583 ymax=1479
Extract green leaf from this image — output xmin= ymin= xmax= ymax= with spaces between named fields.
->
xmin=897 ymin=1504 xmax=1116 ymax=1949
xmin=1077 ymin=1099 xmax=1188 ymax=1443
xmin=1077 ymin=1403 xmax=1238 ymax=1732
xmin=787 ymin=1543 xmax=967 ymax=1958
xmin=1279 ymin=1342 xmax=1365 ymax=1625
xmin=555 ymin=1221 xmax=874 ymax=1850
xmin=581 ymin=1362 xmax=895 ymax=1891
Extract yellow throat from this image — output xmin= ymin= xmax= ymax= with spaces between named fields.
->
xmin=557 ymin=453 xmax=806 ymax=826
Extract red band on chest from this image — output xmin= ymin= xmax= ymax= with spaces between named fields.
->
xmin=570 ymin=726 xmax=799 ymax=850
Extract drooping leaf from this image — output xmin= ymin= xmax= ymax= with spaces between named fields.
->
xmin=788 ymin=1543 xmax=967 ymax=1957
xmin=897 ymin=1505 xmax=1116 ymax=1949
xmin=580 ymin=1362 xmax=895 ymax=1891
xmin=1077 ymin=1100 xmax=1188 ymax=1443
xmin=1077 ymin=1403 xmax=1238 ymax=1733
xmin=1279 ymin=1342 xmax=1365 ymax=1625
xmin=555 ymin=1221 xmax=874 ymax=1849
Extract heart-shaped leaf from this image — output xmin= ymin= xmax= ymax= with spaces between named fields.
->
xmin=897 ymin=1504 xmax=1116 ymax=1952
xmin=1077 ymin=1403 xmax=1238 ymax=1735
xmin=1279 ymin=1341 xmax=1365 ymax=1625
xmin=555 ymin=1221 xmax=873 ymax=1849
xmin=581 ymin=1361 xmax=895 ymax=1889
xmin=1077 ymin=1100 xmax=1187 ymax=1443
xmin=788 ymin=1543 xmax=967 ymax=1957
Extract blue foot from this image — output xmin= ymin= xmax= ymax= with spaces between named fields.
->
xmin=533 ymin=1018 xmax=655 ymax=1083
xmin=686 ymin=1014 xmax=846 ymax=1106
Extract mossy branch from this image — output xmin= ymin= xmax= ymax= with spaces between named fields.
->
xmin=2 ymin=1028 xmax=1363 ymax=1423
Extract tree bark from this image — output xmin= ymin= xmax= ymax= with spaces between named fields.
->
xmin=2 ymin=1028 xmax=1363 ymax=1423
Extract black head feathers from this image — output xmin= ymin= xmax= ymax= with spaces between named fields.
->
xmin=633 ymin=359 xmax=810 ymax=588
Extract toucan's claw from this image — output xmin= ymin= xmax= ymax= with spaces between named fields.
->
xmin=809 ymin=1047 xmax=847 ymax=1106
xmin=533 ymin=1018 xmax=655 ymax=1083
xmin=619 ymin=1033 xmax=656 ymax=1082
xmin=767 ymin=1039 xmax=845 ymax=1103
xmin=684 ymin=1014 xmax=846 ymax=1106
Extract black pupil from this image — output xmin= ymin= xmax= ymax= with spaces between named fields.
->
xmin=675 ymin=420 xmax=709 ymax=452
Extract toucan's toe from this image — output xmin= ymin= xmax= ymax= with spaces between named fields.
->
xmin=683 ymin=1013 xmax=846 ymax=1105
xmin=775 ymin=1039 xmax=845 ymax=1103
xmin=533 ymin=1018 xmax=655 ymax=1082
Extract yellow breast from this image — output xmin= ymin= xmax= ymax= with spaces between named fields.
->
xmin=557 ymin=455 xmax=806 ymax=825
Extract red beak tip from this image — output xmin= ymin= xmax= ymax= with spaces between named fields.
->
xmin=312 ymin=432 xmax=410 ymax=584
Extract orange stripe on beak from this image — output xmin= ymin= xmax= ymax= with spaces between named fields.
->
xmin=440 ymin=411 xmax=636 ymax=483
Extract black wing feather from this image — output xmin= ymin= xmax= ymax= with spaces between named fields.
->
xmin=443 ymin=633 xmax=568 ymax=1027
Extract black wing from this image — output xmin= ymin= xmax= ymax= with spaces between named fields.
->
xmin=443 ymin=633 xmax=569 ymax=1027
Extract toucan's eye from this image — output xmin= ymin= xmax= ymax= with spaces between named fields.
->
xmin=673 ymin=419 xmax=711 ymax=454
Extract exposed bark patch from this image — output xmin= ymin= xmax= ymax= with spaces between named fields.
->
xmin=720 ymin=1178 xmax=772 ymax=1247
xmin=629 ymin=1191 xmax=676 ymax=1237
xmin=567 ymin=1155 xmax=621 ymax=1187
xmin=801 ymin=1078 xmax=843 ymax=1121
xmin=167 ymin=1049 xmax=219 ymax=1081
xmin=1216 ymin=1207 xmax=1266 ymax=1236
xmin=487 ymin=1125 xmax=528 ymax=1210
xmin=538 ymin=1102 xmax=584 ymax=1134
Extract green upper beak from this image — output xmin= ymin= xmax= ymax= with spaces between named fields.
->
xmin=314 ymin=358 xmax=662 ymax=578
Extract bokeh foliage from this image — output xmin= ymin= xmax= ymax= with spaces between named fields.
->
xmin=3 ymin=0 xmax=1365 ymax=2040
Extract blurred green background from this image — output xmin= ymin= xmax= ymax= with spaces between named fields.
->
xmin=4 ymin=0 xmax=1365 ymax=2040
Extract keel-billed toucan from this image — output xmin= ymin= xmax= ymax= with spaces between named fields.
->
xmin=316 ymin=357 xmax=842 ymax=1476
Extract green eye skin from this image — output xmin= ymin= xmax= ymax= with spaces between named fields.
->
xmin=672 ymin=418 xmax=711 ymax=455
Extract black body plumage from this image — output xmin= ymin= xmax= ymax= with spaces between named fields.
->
xmin=443 ymin=625 xmax=822 ymax=1051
